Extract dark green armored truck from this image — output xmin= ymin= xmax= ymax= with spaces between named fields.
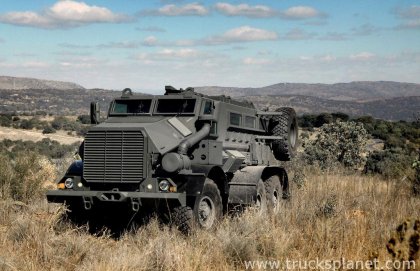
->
xmin=47 ymin=86 xmax=298 ymax=231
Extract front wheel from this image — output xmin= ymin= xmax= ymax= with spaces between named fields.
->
xmin=193 ymin=178 xmax=223 ymax=229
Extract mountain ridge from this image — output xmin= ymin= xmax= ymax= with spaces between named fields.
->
xmin=195 ymin=81 xmax=420 ymax=102
xmin=0 ymin=76 xmax=419 ymax=120
xmin=0 ymin=76 xmax=85 ymax=91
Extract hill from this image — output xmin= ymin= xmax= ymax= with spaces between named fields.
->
xmin=195 ymin=81 xmax=420 ymax=102
xmin=0 ymin=77 xmax=418 ymax=120
xmin=0 ymin=76 xmax=84 ymax=91
xmin=195 ymin=81 xmax=420 ymax=121
xmin=243 ymin=95 xmax=420 ymax=121
xmin=0 ymin=88 xmax=119 ymax=116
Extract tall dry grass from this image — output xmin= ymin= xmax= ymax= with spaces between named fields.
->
xmin=0 ymin=172 xmax=419 ymax=270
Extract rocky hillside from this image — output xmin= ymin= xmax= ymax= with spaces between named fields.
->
xmin=0 ymin=77 xmax=418 ymax=120
xmin=0 ymin=76 xmax=84 ymax=91
xmin=196 ymin=81 xmax=420 ymax=102
xmin=195 ymin=81 xmax=420 ymax=120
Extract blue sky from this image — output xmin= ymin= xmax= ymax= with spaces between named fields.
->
xmin=0 ymin=0 xmax=419 ymax=93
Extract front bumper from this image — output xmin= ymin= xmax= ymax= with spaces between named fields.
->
xmin=46 ymin=189 xmax=186 ymax=211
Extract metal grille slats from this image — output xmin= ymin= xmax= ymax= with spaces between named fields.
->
xmin=83 ymin=130 xmax=144 ymax=183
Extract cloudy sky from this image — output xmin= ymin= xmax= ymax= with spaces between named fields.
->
xmin=0 ymin=0 xmax=419 ymax=93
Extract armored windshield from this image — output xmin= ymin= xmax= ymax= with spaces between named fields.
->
xmin=155 ymin=99 xmax=196 ymax=114
xmin=110 ymin=99 xmax=152 ymax=115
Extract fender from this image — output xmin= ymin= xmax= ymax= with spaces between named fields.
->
xmin=228 ymin=166 xmax=288 ymax=205
xmin=65 ymin=160 xmax=83 ymax=176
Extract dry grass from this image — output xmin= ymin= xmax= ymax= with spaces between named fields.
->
xmin=0 ymin=173 xmax=419 ymax=270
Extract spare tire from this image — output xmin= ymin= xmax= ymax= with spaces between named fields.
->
xmin=269 ymin=107 xmax=298 ymax=161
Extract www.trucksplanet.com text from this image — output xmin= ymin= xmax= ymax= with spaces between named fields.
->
xmin=244 ymin=258 xmax=416 ymax=270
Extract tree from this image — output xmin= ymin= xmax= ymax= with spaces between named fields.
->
xmin=314 ymin=113 xmax=333 ymax=127
xmin=304 ymin=121 xmax=368 ymax=169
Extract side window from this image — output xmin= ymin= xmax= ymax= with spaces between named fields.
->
xmin=244 ymin=116 xmax=256 ymax=128
xmin=203 ymin=101 xmax=213 ymax=115
xmin=230 ymin=112 xmax=241 ymax=126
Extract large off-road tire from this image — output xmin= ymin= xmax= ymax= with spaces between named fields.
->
xmin=254 ymin=180 xmax=267 ymax=215
xmin=171 ymin=206 xmax=194 ymax=234
xmin=264 ymin=175 xmax=281 ymax=215
xmin=193 ymin=178 xmax=223 ymax=229
xmin=269 ymin=107 xmax=298 ymax=161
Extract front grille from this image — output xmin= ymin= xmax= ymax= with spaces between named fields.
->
xmin=83 ymin=130 xmax=145 ymax=183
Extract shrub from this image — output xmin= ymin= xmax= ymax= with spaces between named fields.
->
xmin=304 ymin=121 xmax=368 ymax=169
xmin=19 ymin=119 xmax=34 ymax=130
xmin=0 ymin=116 xmax=12 ymax=127
xmin=77 ymin=114 xmax=91 ymax=124
xmin=365 ymin=149 xmax=416 ymax=180
xmin=42 ymin=126 xmax=56 ymax=134
xmin=0 ymin=151 xmax=56 ymax=203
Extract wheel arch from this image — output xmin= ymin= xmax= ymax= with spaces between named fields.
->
xmin=228 ymin=166 xmax=289 ymax=205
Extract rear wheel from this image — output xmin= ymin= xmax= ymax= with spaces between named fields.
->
xmin=264 ymin=175 xmax=281 ymax=215
xmin=192 ymin=178 xmax=222 ymax=229
xmin=254 ymin=180 xmax=267 ymax=214
xmin=269 ymin=107 xmax=298 ymax=161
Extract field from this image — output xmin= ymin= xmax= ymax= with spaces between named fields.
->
xmin=0 ymin=126 xmax=82 ymax=145
xmin=0 ymin=170 xmax=418 ymax=270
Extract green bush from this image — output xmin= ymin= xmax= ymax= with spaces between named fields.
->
xmin=77 ymin=114 xmax=91 ymax=124
xmin=42 ymin=126 xmax=56 ymax=134
xmin=304 ymin=121 xmax=368 ymax=169
xmin=364 ymin=149 xmax=415 ymax=180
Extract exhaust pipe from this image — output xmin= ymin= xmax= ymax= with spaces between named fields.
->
xmin=178 ymin=123 xmax=211 ymax=155
xmin=162 ymin=123 xmax=211 ymax=173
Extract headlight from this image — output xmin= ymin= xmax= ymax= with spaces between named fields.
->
xmin=159 ymin=180 xmax=170 ymax=191
xmin=64 ymin=177 xmax=74 ymax=189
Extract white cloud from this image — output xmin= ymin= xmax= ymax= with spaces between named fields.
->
xmin=158 ymin=48 xmax=198 ymax=58
xmin=318 ymin=32 xmax=347 ymax=41
xmin=215 ymin=3 xmax=276 ymax=18
xmin=320 ymin=55 xmax=336 ymax=62
xmin=97 ymin=41 xmax=140 ymax=49
xmin=394 ymin=5 xmax=420 ymax=29
xmin=349 ymin=52 xmax=375 ymax=60
xmin=205 ymin=26 xmax=278 ymax=44
xmin=242 ymin=57 xmax=271 ymax=65
xmin=154 ymin=3 xmax=208 ymax=16
xmin=136 ymin=26 xmax=166 ymax=32
xmin=22 ymin=61 xmax=50 ymax=68
xmin=395 ymin=5 xmax=420 ymax=19
xmin=351 ymin=23 xmax=380 ymax=36
xmin=283 ymin=28 xmax=315 ymax=40
xmin=143 ymin=36 xmax=158 ymax=47
xmin=281 ymin=6 xmax=324 ymax=20
xmin=402 ymin=19 xmax=420 ymax=28
xmin=136 ymin=48 xmax=200 ymax=62
xmin=0 ymin=1 xmax=129 ymax=29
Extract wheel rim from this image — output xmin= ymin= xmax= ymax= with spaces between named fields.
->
xmin=289 ymin=121 xmax=297 ymax=148
xmin=256 ymin=194 xmax=262 ymax=209
xmin=198 ymin=196 xmax=216 ymax=229
xmin=272 ymin=190 xmax=280 ymax=213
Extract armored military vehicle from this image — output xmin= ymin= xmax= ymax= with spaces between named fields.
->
xmin=47 ymin=86 xmax=298 ymax=232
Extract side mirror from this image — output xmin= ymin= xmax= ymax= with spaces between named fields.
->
xmin=90 ymin=102 xmax=100 ymax=124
